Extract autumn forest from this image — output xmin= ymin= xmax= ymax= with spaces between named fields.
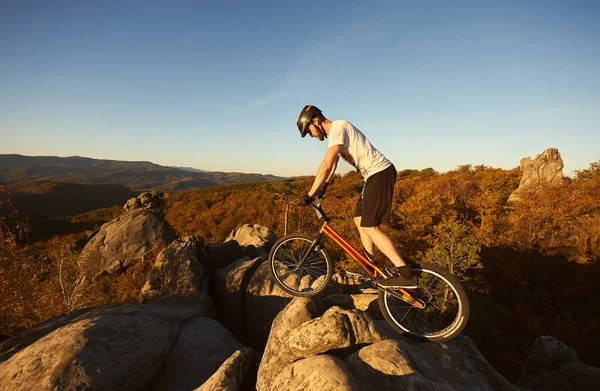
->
xmin=1 ymin=162 xmax=599 ymax=381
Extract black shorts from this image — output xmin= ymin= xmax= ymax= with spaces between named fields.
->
xmin=355 ymin=165 xmax=397 ymax=227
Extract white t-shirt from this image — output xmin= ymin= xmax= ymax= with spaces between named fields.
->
xmin=328 ymin=120 xmax=391 ymax=180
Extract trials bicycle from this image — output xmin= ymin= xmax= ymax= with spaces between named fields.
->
xmin=268 ymin=195 xmax=470 ymax=342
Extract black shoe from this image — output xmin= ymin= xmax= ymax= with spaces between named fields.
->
xmin=376 ymin=274 xmax=418 ymax=289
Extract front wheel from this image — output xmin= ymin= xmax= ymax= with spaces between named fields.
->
xmin=269 ymin=233 xmax=333 ymax=297
xmin=378 ymin=262 xmax=470 ymax=342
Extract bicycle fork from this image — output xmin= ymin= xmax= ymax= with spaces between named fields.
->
xmin=297 ymin=233 xmax=324 ymax=269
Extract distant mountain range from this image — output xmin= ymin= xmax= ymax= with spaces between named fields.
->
xmin=0 ymin=154 xmax=284 ymax=192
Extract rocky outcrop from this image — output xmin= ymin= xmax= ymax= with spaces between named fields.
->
xmin=517 ymin=336 xmax=600 ymax=391
xmin=245 ymin=260 xmax=294 ymax=348
xmin=508 ymin=148 xmax=565 ymax=203
xmin=213 ymin=256 xmax=264 ymax=343
xmin=256 ymin=295 xmax=524 ymax=391
xmin=150 ymin=317 xmax=247 ymax=391
xmin=345 ymin=337 xmax=523 ymax=390
xmin=79 ymin=194 xmax=177 ymax=278
xmin=195 ymin=348 xmax=255 ymax=391
xmin=225 ymin=224 xmax=277 ymax=258
xmin=124 ymin=191 xmax=166 ymax=211
xmin=271 ymin=354 xmax=358 ymax=390
xmin=141 ymin=236 xmax=214 ymax=315
xmin=0 ymin=303 xmax=196 ymax=391
xmin=256 ymin=296 xmax=389 ymax=391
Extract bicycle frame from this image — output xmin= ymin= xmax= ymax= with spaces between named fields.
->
xmin=319 ymin=222 xmax=387 ymax=278
xmin=298 ymin=196 xmax=425 ymax=309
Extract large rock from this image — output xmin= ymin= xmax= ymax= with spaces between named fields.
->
xmin=200 ymin=241 xmax=243 ymax=271
xmin=141 ymin=236 xmax=214 ymax=316
xmin=346 ymin=337 xmax=522 ymax=390
xmin=124 ymin=191 xmax=166 ymax=211
xmin=508 ymin=148 xmax=565 ymax=202
xmin=0 ymin=303 xmax=196 ymax=391
xmin=214 ymin=257 xmax=264 ymax=343
xmin=225 ymin=224 xmax=277 ymax=258
xmin=0 ymin=303 xmax=256 ymax=391
xmin=195 ymin=348 xmax=255 ymax=391
xmin=150 ymin=317 xmax=248 ymax=391
xmin=271 ymin=355 xmax=359 ymax=391
xmin=245 ymin=260 xmax=294 ymax=348
xmin=256 ymin=297 xmax=388 ymax=391
xmin=517 ymin=336 xmax=600 ymax=391
xmin=80 ymin=207 xmax=177 ymax=278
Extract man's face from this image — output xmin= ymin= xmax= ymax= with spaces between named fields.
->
xmin=307 ymin=121 xmax=325 ymax=141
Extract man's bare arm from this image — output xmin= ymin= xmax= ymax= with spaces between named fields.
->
xmin=308 ymin=145 xmax=341 ymax=197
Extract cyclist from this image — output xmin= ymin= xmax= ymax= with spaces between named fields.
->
xmin=296 ymin=105 xmax=417 ymax=288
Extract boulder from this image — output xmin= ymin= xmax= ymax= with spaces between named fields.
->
xmin=256 ymin=297 xmax=388 ymax=391
xmin=213 ymin=257 xmax=264 ymax=343
xmin=0 ymin=303 xmax=196 ymax=391
xmin=271 ymin=355 xmax=359 ymax=391
xmin=195 ymin=348 xmax=255 ymax=391
xmin=509 ymin=148 xmax=565 ymax=203
xmin=345 ymin=336 xmax=522 ymax=390
xmin=141 ymin=236 xmax=214 ymax=316
xmin=124 ymin=191 xmax=165 ymax=211
xmin=150 ymin=317 xmax=248 ymax=391
xmin=245 ymin=260 xmax=294 ymax=348
xmin=225 ymin=224 xmax=277 ymax=258
xmin=200 ymin=241 xmax=243 ymax=271
xmin=517 ymin=336 xmax=600 ymax=391
xmin=80 ymin=207 xmax=177 ymax=278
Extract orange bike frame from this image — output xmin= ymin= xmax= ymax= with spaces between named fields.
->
xmin=319 ymin=221 xmax=388 ymax=278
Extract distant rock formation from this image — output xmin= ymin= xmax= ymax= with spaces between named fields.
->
xmin=508 ymin=148 xmax=565 ymax=203
xmin=79 ymin=192 xmax=177 ymax=278
xmin=124 ymin=191 xmax=166 ymax=211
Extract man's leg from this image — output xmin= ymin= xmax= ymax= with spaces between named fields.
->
xmin=359 ymin=224 xmax=407 ymax=267
xmin=354 ymin=216 xmax=375 ymax=259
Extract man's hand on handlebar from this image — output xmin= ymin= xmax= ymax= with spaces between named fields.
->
xmin=298 ymin=194 xmax=312 ymax=206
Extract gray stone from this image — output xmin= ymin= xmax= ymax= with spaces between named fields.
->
xmin=271 ymin=355 xmax=359 ymax=391
xmin=214 ymin=257 xmax=264 ymax=343
xmin=141 ymin=236 xmax=214 ymax=316
xmin=256 ymin=298 xmax=388 ymax=391
xmin=0 ymin=303 xmax=195 ymax=391
xmin=195 ymin=348 xmax=255 ymax=391
xmin=245 ymin=260 xmax=294 ymax=348
xmin=225 ymin=224 xmax=277 ymax=259
xmin=80 ymin=207 xmax=177 ymax=278
xmin=347 ymin=337 xmax=522 ymax=391
xmin=200 ymin=241 xmax=243 ymax=270
xmin=509 ymin=148 xmax=565 ymax=202
xmin=151 ymin=317 xmax=246 ymax=391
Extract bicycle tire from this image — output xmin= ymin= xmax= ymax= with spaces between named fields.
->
xmin=378 ymin=262 xmax=470 ymax=342
xmin=269 ymin=233 xmax=333 ymax=297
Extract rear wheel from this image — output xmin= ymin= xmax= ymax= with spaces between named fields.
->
xmin=269 ymin=233 xmax=333 ymax=297
xmin=378 ymin=262 xmax=469 ymax=342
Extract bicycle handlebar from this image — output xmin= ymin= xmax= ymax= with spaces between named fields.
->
xmin=310 ymin=195 xmax=330 ymax=222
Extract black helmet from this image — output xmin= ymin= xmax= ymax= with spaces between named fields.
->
xmin=296 ymin=105 xmax=322 ymax=138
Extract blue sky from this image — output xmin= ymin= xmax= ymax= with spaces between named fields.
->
xmin=1 ymin=0 xmax=599 ymax=177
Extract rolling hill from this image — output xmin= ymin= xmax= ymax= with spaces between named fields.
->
xmin=0 ymin=154 xmax=284 ymax=192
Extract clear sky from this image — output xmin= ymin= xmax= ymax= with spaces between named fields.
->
xmin=1 ymin=0 xmax=599 ymax=177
